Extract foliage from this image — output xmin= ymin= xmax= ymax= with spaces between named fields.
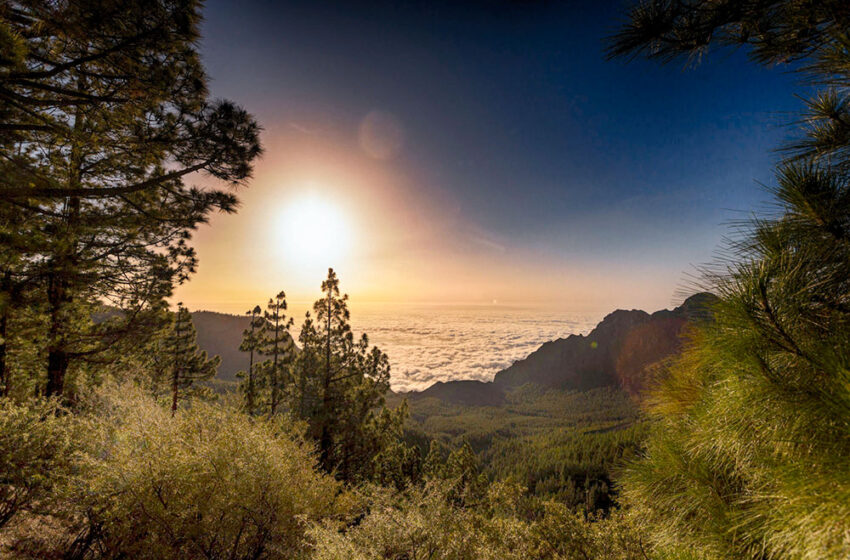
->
xmin=237 ymin=305 xmax=264 ymax=413
xmin=607 ymin=0 xmax=850 ymax=70
xmin=612 ymin=1 xmax=850 ymax=558
xmin=258 ymin=292 xmax=295 ymax=415
xmin=159 ymin=305 xmax=219 ymax=413
xmin=5 ymin=384 xmax=345 ymax=560
xmin=0 ymin=399 xmax=78 ymax=531
xmin=369 ymin=401 xmax=422 ymax=490
xmin=310 ymin=480 xmax=650 ymax=560
xmin=0 ymin=0 xmax=262 ymax=398
xmin=621 ymin=192 xmax=850 ymax=558
xmin=0 ymin=385 xmax=652 ymax=560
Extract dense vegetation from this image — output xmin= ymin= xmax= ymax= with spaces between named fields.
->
xmin=395 ymin=386 xmax=647 ymax=511
xmin=610 ymin=1 xmax=850 ymax=558
xmin=1 ymin=0 xmax=848 ymax=559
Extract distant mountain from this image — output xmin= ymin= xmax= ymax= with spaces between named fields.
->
xmin=406 ymin=293 xmax=717 ymax=405
xmin=494 ymin=292 xmax=716 ymax=394
xmin=409 ymin=379 xmax=505 ymax=406
xmin=191 ymin=311 xmax=253 ymax=383
xmin=191 ymin=310 xmax=299 ymax=383
xmin=93 ymin=308 xmax=268 ymax=383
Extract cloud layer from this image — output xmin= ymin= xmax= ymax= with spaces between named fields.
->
xmin=346 ymin=305 xmax=602 ymax=392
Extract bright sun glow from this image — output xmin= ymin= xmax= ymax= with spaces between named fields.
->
xmin=276 ymin=193 xmax=352 ymax=276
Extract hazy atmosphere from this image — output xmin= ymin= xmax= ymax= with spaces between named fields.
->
xmin=175 ymin=0 xmax=801 ymax=311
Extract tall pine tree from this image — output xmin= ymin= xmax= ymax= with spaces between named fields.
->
xmin=611 ymin=2 xmax=850 ymax=558
xmin=257 ymin=292 xmax=294 ymax=415
xmin=289 ymin=268 xmax=403 ymax=483
xmin=162 ymin=305 xmax=218 ymax=415
xmin=237 ymin=305 xmax=264 ymax=414
xmin=0 ymin=0 xmax=261 ymax=399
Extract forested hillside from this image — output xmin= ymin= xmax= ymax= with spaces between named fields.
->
xmin=392 ymin=386 xmax=646 ymax=511
xmin=384 ymin=294 xmax=715 ymax=511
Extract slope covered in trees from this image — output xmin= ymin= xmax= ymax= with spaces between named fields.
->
xmin=393 ymin=385 xmax=646 ymax=511
xmin=191 ymin=311 xmax=261 ymax=383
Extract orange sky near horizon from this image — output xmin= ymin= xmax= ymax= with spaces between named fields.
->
xmin=171 ymin=116 xmax=690 ymax=315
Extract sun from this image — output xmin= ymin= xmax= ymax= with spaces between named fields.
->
xmin=276 ymin=193 xmax=352 ymax=276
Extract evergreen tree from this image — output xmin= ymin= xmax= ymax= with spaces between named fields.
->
xmin=162 ymin=305 xmax=219 ymax=415
xmin=0 ymin=0 xmax=262 ymax=399
xmin=237 ymin=305 xmax=264 ymax=414
xmin=289 ymin=268 xmax=404 ymax=483
xmin=257 ymin=292 xmax=294 ymax=415
xmin=291 ymin=311 xmax=321 ymax=419
xmin=611 ymin=2 xmax=850 ymax=558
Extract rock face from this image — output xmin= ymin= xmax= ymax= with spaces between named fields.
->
xmin=494 ymin=308 xmax=649 ymax=391
xmin=492 ymin=292 xmax=717 ymax=394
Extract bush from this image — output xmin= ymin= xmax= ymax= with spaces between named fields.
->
xmin=310 ymin=480 xmax=648 ymax=560
xmin=0 ymin=398 xmax=76 ymax=530
xmin=9 ymin=385 xmax=345 ymax=560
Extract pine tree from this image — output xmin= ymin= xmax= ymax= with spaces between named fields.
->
xmin=0 ymin=1 xmax=261 ymax=399
xmin=291 ymin=311 xmax=321 ymax=419
xmin=611 ymin=3 xmax=850 ymax=558
xmin=288 ymin=268 xmax=403 ymax=483
xmin=257 ymin=292 xmax=294 ymax=415
xmin=237 ymin=305 xmax=264 ymax=414
xmin=163 ymin=305 xmax=219 ymax=415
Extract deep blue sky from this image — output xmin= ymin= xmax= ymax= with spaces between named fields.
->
xmin=185 ymin=0 xmax=806 ymax=309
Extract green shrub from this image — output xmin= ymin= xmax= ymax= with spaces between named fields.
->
xmin=0 ymin=399 xmax=76 ymax=529
xmin=310 ymin=480 xmax=648 ymax=560
xmin=11 ymin=385 xmax=345 ymax=560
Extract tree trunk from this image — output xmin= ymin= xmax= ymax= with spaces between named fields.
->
xmin=319 ymin=294 xmax=334 ymax=472
xmin=46 ymin=101 xmax=84 ymax=399
xmin=298 ymin=364 xmax=307 ymax=418
xmin=270 ymin=322 xmax=279 ymax=415
xmin=247 ymin=346 xmax=255 ymax=414
xmin=0 ymin=313 xmax=7 ymax=398
xmin=247 ymin=309 xmax=256 ymax=414
xmin=0 ymin=270 xmax=10 ymax=397
xmin=171 ymin=371 xmax=179 ymax=415
xmin=171 ymin=356 xmax=180 ymax=416
xmin=45 ymin=267 xmax=70 ymax=398
xmin=46 ymin=349 xmax=69 ymax=398
xmin=171 ymin=320 xmax=181 ymax=416
xmin=319 ymin=409 xmax=333 ymax=473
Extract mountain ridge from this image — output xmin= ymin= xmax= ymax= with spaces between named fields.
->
xmin=401 ymin=292 xmax=717 ymax=405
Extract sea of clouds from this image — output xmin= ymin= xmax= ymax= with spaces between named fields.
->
xmin=342 ymin=305 xmax=603 ymax=392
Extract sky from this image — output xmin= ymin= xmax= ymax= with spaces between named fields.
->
xmin=173 ymin=0 xmax=804 ymax=313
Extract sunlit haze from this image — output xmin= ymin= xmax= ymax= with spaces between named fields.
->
xmin=172 ymin=0 xmax=801 ymax=314
xmin=275 ymin=190 xmax=354 ymax=284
